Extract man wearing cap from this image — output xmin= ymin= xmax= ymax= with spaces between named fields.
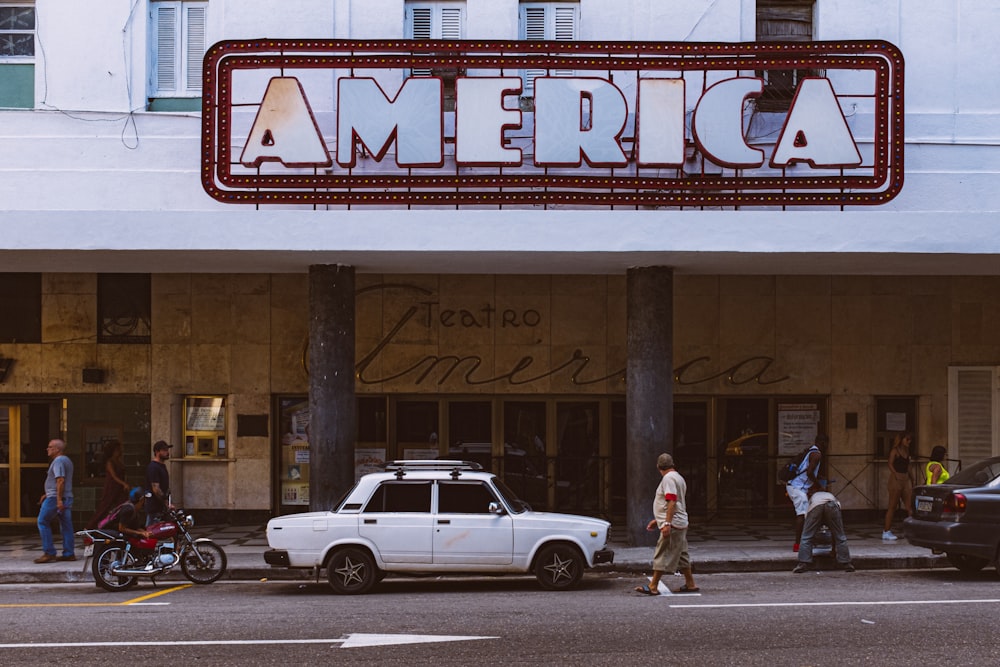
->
xmin=145 ymin=440 xmax=174 ymax=526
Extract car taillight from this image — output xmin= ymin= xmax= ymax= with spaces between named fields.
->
xmin=942 ymin=493 xmax=967 ymax=516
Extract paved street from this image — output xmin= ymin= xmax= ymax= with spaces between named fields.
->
xmin=2 ymin=569 xmax=999 ymax=665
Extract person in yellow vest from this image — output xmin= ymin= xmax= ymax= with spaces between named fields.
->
xmin=925 ymin=445 xmax=950 ymax=485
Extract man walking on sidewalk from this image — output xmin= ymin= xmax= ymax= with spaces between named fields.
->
xmin=634 ymin=453 xmax=699 ymax=595
xmin=35 ymin=438 xmax=75 ymax=563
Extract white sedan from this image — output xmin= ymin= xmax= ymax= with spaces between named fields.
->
xmin=264 ymin=460 xmax=614 ymax=594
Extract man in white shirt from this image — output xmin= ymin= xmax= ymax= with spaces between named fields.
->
xmin=634 ymin=453 xmax=699 ymax=595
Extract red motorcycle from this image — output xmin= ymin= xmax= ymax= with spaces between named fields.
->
xmin=78 ymin=508 xmax=227 ymax=591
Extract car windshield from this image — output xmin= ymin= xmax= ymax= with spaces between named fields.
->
xmin=947 ymin=457 xmax=1000 ymax=488
xmin=492 ymin=478 xmax=530 ymax=514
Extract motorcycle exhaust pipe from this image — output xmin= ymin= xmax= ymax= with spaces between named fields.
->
xmin=110 ymin=566 xmax=167 ymax=576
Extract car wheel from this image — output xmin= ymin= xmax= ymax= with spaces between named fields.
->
xmin=534 ymin=544 xmax=583 ymax=591
xmin=326 ymin=547 xmax=378 ymax=595
xmin=947 ymin=552 xmax=989 ymax=573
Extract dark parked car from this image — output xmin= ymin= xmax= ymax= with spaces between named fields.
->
xmin=903 ymin=456 xmax=1000 ymax=574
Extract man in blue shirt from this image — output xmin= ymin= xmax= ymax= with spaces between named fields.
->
xmin=35 ymin=438 xmax=75 ymax=563
xmin=786 ymin=434 xmax=827 ymax=552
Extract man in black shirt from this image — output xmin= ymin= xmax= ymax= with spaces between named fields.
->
xmin=145 ymin=440 xmax=174 ymax=526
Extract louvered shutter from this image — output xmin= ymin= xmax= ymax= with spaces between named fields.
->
xmin=520 ymin=4 xmax=577 ymax=95
xmin=440 ymin=7 xmax=462 ymax=39
xmin=185 ymin=4 xmax=206 ymax=92
xmin=408 ymin=7 xmax=433 ymax=76
xmin=551 ymin=6 xmax=576 ymax=78
xmin=521 ymin=7 xmax=546 ymax=95
xmin=155 ymin=5 xmax=178 ymax=93
xmin=953 ymin=368 xmax=996 ymax=464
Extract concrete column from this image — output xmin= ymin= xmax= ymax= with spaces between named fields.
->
xmin=308 ymin=265 xmax=356 ymax=511
xmin=626 ymin=266 xmax=674 ymax=547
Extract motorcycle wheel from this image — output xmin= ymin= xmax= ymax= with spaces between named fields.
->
xmin=181 ymin=540 xmax=227 ymax=584
xmin=92 ymin=546 xmax=139 ymax=592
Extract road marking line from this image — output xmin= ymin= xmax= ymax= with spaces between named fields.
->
xmin=671 ymin=598 xmax=1000 ymax=609
xmin=0 ymin=634 xmax=498 ymax=650
xmin=123 ymin=584 xmax=192 ymax=604
xmin=0 ymin=583 xmax=192 ymax=609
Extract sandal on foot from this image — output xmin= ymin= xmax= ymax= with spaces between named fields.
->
xmin=677 ymin=585 xmax=700 ymax=593
xmin=634 ymin=584 xmax=661 ymax=596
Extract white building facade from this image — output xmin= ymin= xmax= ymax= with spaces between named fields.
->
xmin=2 ymin=0 xmax=1000 ymax=537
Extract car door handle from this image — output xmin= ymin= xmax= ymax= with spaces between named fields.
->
xmin=437 ymin=520 xmax=450 ymax=525
xmin=364 ymin=519 xmax=377 ymax=524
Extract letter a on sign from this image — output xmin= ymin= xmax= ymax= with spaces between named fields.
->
xmin=770 ymin=78 xmax=862 ymax=168
xmin=240 ymin=77 xmax=332 ymax=168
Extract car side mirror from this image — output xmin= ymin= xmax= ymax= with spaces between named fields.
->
xmin=488 ymin=501 xmax=505 ymax=515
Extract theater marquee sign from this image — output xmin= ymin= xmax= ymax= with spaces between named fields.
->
xmin=201 ymin=40 xmax=903 ymax=207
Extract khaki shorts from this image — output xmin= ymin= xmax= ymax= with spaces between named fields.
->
xmin=652 ymin=527 xmax=691 ymax=573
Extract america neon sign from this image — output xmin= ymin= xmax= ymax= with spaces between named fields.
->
xmin=201 ymin=40 xmax=904 ymax=207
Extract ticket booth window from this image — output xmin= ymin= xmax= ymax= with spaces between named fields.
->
xmin=183 ymin=396 xmax=227 ymax=458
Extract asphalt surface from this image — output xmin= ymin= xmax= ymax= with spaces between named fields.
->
xmin=0 ymin=518 xmax=948 ymax=585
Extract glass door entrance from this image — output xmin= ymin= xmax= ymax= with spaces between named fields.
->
xmin=1 ymin=402 xmax=60 ymax=523
xmin=0 ymin=406 xmax=10 ymax=521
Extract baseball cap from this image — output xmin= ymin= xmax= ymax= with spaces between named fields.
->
xmin=153 ymin=440 xmax=173 ymax=452
xmin=129 ymin=486 xmax=145 ymax=503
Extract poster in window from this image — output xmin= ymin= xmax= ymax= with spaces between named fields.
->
xmin=777 ymin=404 xmax=819 ymax=456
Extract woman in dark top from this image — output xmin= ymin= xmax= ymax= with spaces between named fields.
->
xmin=882 ymin=432 xmax=913 ymax=540
xmin=85 ymin=439 xmax=131 ymax=529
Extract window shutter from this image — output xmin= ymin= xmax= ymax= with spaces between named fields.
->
xmin=410 ymin=7 xmax=433 ymax=40
xmin=409 ymin=7 xmax=433 ymax=77
xmin=552 ymin=6 xmax=576 ymax=78
xmin=155 ymin=5 xmax=178 ymax=93
xmin=440 ymin=7 xmax=463 ymax=39
xmin=521 ymin=6 xmax=546 ymax=95
xmin=185 ymin=4 xmax=206 ymax=92
xmin=553 ymin=6 xmax=576 ymax=40
xmin=955 ymin=369 xmax=995 ymax=463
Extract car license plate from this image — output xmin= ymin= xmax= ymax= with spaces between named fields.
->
xmin=83 ymin=544 xmax=94 ymax=558
xmin=916 ymin=498 xmax=933 ymax=513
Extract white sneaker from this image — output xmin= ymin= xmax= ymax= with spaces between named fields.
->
xmin=882 ymin=530 xmax=898 ymax=541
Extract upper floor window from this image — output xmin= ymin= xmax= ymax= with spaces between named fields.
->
xmin=755 ymin=0 xmax=815 ymax=111
xmin=97 ymin=274 xmax=151 ymax=344
xmin=405 ymin=1 xmax=465 ymax=111
xmin=148 ymin=0 xmax=207 ymax=111
xmin=0 ymin=273 xmax=40 ymax=343
xmin=0 ymin=2 xmax=35 ymax=108
xmin=519 ymin=2 xmax=578 ymax=98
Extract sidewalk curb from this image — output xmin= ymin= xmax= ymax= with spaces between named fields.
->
xmin=2 ymin=554 xmax=948 ymax=585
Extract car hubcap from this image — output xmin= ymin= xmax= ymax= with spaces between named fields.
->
xmin=543 ymin=554 xmax=573 ymax=583
xmin=335 ymin=556 xmax=365 ymax=586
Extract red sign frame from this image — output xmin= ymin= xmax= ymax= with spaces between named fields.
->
xmin=201 ymin=40 xmax=903 ymax=207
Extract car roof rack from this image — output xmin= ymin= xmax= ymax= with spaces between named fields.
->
xmin=384 ymin=460 xmax=484 ymax=479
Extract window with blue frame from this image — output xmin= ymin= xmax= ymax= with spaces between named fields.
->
xmin=0 ymin=2 xmax=35 ymax=108
xmin=148 ymin=0 xmax=207 ymax=111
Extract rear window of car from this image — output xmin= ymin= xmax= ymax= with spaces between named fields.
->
xmin=947 ymin=459 xmax=1000 ymax=487
xmin=363 ymin=481 xmax=432 ymax=512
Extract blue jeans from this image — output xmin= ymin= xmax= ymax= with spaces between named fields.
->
xmin=38 ymin=496 xmax=75 ymax=557
xmin=798 ymin=500 xmax=851 ymax=565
